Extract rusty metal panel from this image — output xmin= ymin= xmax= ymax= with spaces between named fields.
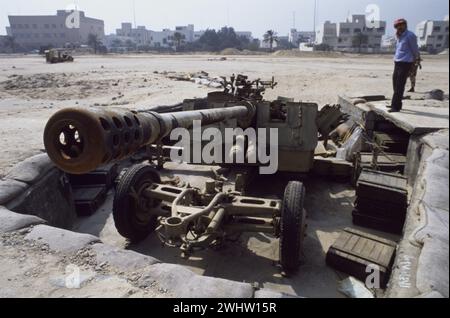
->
xmin=326 ymin=228 xmax=397 ymax=288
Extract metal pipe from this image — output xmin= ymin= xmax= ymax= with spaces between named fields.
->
xmin=44 ymin=104 xmax=254 ymax=174
xmin=223 ymin=223 xmax=275 ymax=234
xmin=206 ymin=208 xmax=226 ymax=234
xmin=164 ymin=191 xmax=226 ymax=239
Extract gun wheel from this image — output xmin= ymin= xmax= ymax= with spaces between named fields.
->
xmin=113 ymin=164 xmax=161 ymax=243
xmin=280 ymin=181 xmax=306 ymax=275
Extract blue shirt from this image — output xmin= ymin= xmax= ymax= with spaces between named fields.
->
xmin=394 ymin=30 xmax=419 ymax=63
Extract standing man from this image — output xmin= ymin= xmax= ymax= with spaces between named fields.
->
xmin=389 ymin=18 xmax=420 ymax=113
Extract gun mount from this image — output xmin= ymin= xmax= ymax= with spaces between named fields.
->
xmin=43 ymin=75 xmax=348 ymax=274
xmin=221 ymin=74 xmax=277 ymax=101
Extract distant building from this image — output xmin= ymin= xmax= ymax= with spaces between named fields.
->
xmin=115 ymin=23 xmax=190 ymax=48
xmin=194 ymin=30 xmax=205 ymax=41
xmin=103 ymin=34 xmax=135 ymax=52
xmin=116 ymin=23 xmax=152 ymax=46
xmin=299 ymin=42 xmax=314 ymax=52
xmin=236 ymin=31 xmax=253 ymax=42
xmin=113 ymin=23 xmax=252 ymax=49
xmin=0 ymin=35 xmax=9 ymax=52
xmin=7 ymin=10 xmax=104 ymax=50
xmin=289 ymin=29 xmax=315 ymax=45
xmin=316 ymin=14 xmax=386 ymax=52
xmin=151 ymin=29 xmax=176 ymax=48
xmin=174 ymin=24 xmax=195 ymax=42
xmin=381 ymin=36 xmax=397 ymax=52
xmin=260 ymin=35 xmax=288 ymax=50
xmin=416 ymin=17 xmax=449 ymax=52
xmin=259 ymin=40 xmax=274 ymax=50
xmin=315 ymin=21 xmax=338 ymax=48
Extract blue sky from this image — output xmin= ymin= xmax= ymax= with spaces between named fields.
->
xmin=1 ymin=0 xmax=448 ymax=37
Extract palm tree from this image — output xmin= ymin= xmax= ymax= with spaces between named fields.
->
xmin=263 ymin=30 xmax=278 ymax=52
xmin=4 ymin=36 xmax=16 ymax=53
xmin=87 ymin=33 xmax=102 ymax=54
xmin=172 ymin=32 xmax=185 ymax=51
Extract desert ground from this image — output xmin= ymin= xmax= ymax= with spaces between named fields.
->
xmin=0 ymin=52 xmax=448 ymax=297
xmin=0 ymin=52 xmax=448 ymax=177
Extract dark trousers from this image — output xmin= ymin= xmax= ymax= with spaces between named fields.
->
xmin=391 ymin=62 xmax=413 ymax=110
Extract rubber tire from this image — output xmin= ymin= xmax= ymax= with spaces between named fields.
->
xmin=113 ymin=164 xmax=161 ymax=243
xmin=280 ymin=181 xmax=306 ymax=275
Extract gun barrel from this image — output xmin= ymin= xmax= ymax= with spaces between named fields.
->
xmin=43 ymin=104 xmax=254 ymax=174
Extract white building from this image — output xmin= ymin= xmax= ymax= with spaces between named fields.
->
xmin=316 ymin=14 xmax=386 ymax=52
xmin=0 ymin=35 xmax=9 ymax=52
xmin=236 ymin=31 xmax=253 ymax=41
xmin=150 ymin=29 xmax=175 ymax=48
xmin=194 ymin=30 xmax=205 ymax=41
xmin=174 ymin=25 xmax=194 ymax=42
xmin=114 ymin=23 xmax=252 ymax=49
xmin=260 ymin=40 xmax=277 ymax=50
xmin=103 ymin=34 xmax=135 ymax=51
xmin=315 ymin=21 xmax=338 ymax=48
xmin=260 ymin=35 xmax=288 ymax=49
xmin=116 ymin=23 xmax=152 ymax=46
xmin=416 ymin=17 xmax=449 ymax=52
xmin=381 ymin=36 xmax=397 ymax=52
xmin=289 ymin=29 xmax=315 ymax=45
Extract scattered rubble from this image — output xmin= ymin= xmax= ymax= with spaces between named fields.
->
xmin=0 ymin=73 xmax=113 ymax=100
xmin=162 ymin=70 xmax=224 ymax=88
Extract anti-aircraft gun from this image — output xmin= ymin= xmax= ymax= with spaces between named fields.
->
xmin=43 ymin=75 xmax=347 ymax=274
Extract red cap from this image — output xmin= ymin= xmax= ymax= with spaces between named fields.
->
xmin=394 ymin=18 xmax=407 ymax=28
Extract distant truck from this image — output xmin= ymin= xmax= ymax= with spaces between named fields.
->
xmin=45 ymin=49 xmax=74 ymax=64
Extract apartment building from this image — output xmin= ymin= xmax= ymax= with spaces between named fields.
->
xmin=260 ymin=35 xmax=288 ymax=49
xmin=315 ymin=21 xmax=338 ymax=48
xmin=316 ymin=14 xmax=386 ymax=52
xmin=7 ymin=10 xmax=104 ymax=50
xmin=416 ymin=17 xmax=449 ymax=52
xmin=236 ymin=31 xmax=253 ymax=42
xmin=289 ymin=29 xmax=315 ymax=45
xmin=116 ymin=23 xmax=152 ymax=46
xmin=174 ymin=25 xmax=195 ymax=42
xmin=151 ymin=29 xmax=176 ymax=48
xmin=0 ymin=36 xmax=8 ymax=52
xmin=113 ymin=23 xmax=252 ymax=49
xmin=194 ymin=30 xmax=205 ymax=41
xmin=115 ymin=23 xmax=192 ymax=48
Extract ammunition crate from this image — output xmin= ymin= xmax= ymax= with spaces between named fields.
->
xmin=326 ymin=228 xmax=397 ymax=288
